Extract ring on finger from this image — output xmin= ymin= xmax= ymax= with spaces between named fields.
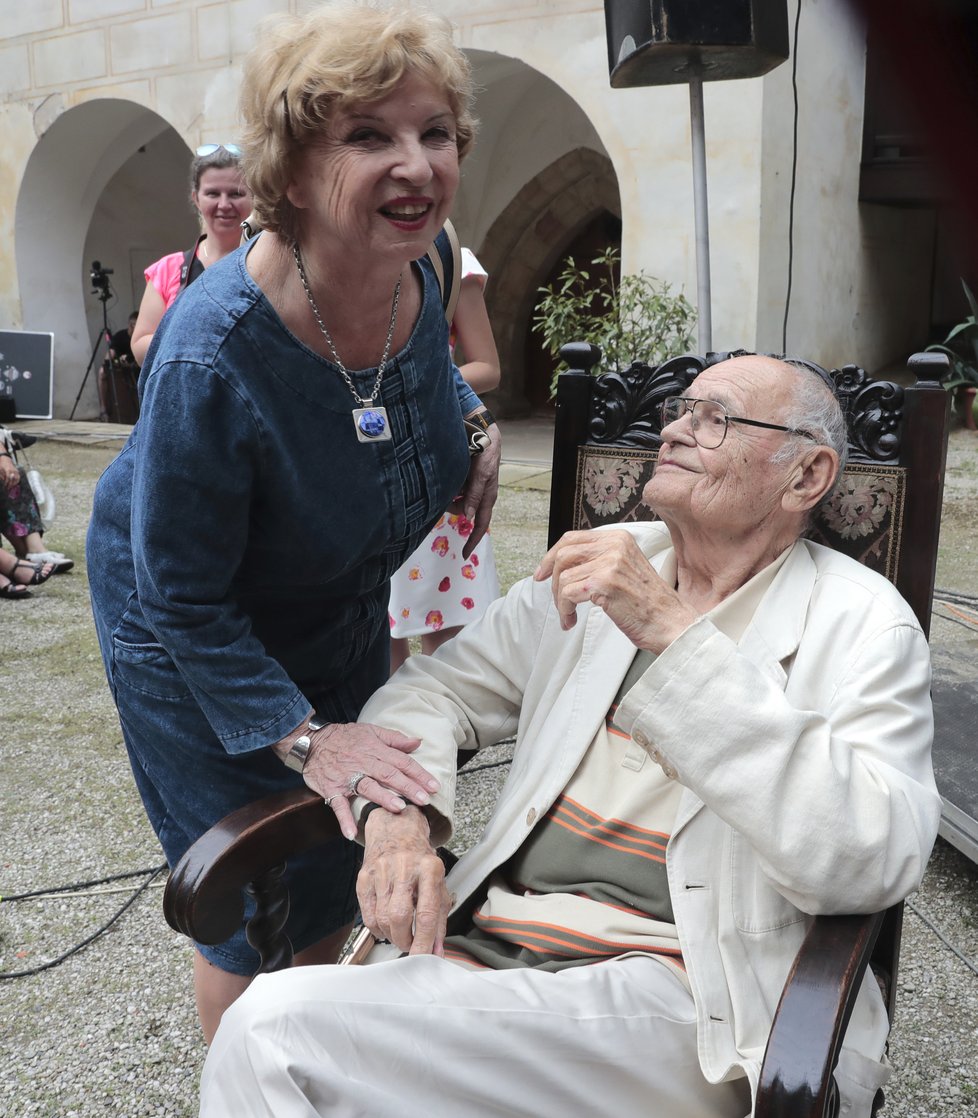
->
xmin=345 ymin=770 xmax=367 ymax=798
xmin=324 ymin=794 xmax=338 ymax=809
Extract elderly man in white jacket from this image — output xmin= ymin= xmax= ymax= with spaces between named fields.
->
xmin=201 ymin=355 xmax=940 ymax=1118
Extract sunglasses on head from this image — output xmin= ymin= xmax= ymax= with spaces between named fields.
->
xmin=196 ymin=143 xmax=242 ymax=157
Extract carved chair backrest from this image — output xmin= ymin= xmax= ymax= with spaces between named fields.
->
xmin=547 ymin=345 xmax=951 ymax=1021
xmin=549 ymin=347 xmax=949 ymax=636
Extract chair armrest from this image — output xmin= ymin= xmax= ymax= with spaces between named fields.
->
xmin=163 ymin=787 xmax=340 ymax=947
xmin=754 ymin=909 xmax=886 ymax=1118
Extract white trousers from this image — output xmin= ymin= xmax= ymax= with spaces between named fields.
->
xmin=200 ymin=953 xmax=751 ymax=1118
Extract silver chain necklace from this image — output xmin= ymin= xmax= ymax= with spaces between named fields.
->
xmin=292 ymin=242 xmax=401 ymax=442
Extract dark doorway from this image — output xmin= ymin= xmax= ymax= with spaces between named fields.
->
xmin=522 ymin=210 xmax=623 ymax=411
xmin=857 ymin=0 xmax=978 ymax=337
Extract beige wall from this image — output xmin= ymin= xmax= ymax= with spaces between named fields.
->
xmin=0 ymin=0 xmax=935 ymax=417
xmin=756 ymin=0 xmax=934 ymax=370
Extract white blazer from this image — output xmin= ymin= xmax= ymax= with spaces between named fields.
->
xmin=360 ymin=522 xmax=940 ymax=1113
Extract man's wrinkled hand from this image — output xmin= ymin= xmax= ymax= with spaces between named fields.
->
xmin=357 ymin=807 xmax=451 ymax=956
xmin=534 ymin=529 xmax=698 ymax=653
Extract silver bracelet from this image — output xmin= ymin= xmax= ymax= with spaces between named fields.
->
xmin=281 ymin=715 xmax=329 ymax=773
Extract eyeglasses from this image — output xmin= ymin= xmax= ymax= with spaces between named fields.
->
xmin=659 ymin=396 xmax=817 ymax=450
xmin=195 ymin=143 xmax=242 ymax=157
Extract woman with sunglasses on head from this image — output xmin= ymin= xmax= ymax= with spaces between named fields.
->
xmin=130 ymin=144 xmax=252 ymax=367
xmin=87 ymin=3 xmax=500 ymax=1044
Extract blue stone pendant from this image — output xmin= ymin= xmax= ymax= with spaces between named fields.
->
xmin=353 ymin=406 xmax=391 ymax=442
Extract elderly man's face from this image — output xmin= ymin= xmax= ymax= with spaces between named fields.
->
xmin=643 ymin=357 xmax=808 ymax=529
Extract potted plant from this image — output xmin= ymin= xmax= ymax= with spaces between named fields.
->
xmin=926 ymin=278 xmax=978 ymax=430
xmin=532 ymin=247 xmax=696 ymax=397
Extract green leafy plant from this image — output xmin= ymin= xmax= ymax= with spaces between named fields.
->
xmin=926 ymin=278 xmax=978 ymax=391
xmin=532 ymin=247 xmax=696 ymax=396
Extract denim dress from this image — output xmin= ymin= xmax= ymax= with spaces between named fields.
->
xmin=87 ymin=238 xmax=475 ymax=973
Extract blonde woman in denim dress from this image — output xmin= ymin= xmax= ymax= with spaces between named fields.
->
xmin=87 ymin=5 xmax=500 ymax=1043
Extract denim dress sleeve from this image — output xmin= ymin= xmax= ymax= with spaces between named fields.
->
xmin=129 ymin=357 xmax=310 ymax=752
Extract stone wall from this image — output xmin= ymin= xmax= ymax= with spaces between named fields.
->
xmin=0 ymin=0 xmax=935 ymax=416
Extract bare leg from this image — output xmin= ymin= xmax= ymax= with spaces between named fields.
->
xmin=16 ymin=532 xmax=64 ymax=561
xmin=420 ymin=626 xmax=462 ymax=656
xmin=195 ymin=950 xmax=252 ymax=1047
xmin=292 ymin=922 xmax=353 ymax=966
xmin=195 ymin=923 xmax=353 ymax=1045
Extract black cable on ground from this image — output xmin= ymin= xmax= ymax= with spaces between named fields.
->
xmin=0 ymin=863 xmax=167 ymax=981
xmin=933 ymin=604 xmax=978 ymax=633
xmin=935 ymin=588 xmax=978 ymax=607
xmin=1 ymin=863 xmax=167 ymax=903
xmin=906 ymin=898 xmax=978 ymax=978
xmin=458 ymin=756 xmax=515 ymax=776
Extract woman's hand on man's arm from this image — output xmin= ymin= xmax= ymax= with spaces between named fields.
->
xmin=271 ymin=720 xmax=441 ymax=841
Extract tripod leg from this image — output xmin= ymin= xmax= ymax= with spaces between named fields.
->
xmin=106 ymin=336 xmax=121 ymax=421
xmin=71 ymin=290 xmax=116 ymax=422
xmin=69 ymin=333 xmax=106 ymax=421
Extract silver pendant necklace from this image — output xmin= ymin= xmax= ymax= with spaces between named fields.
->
xmin=292 ymin=242 xmax=401 ymax=443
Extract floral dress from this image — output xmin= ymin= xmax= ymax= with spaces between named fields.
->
xmin=388 ymin=509 xmax=500 ymax=637
xmin=0 ymin=466 xmax=44 ymax=546
xmin=388 ymin=250 xmax=501 ymax=638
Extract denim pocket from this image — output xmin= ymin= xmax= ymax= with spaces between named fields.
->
xmin=112 ymin=636 xmax=193 ymax=701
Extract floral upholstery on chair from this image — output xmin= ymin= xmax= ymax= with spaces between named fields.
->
xmin=573 ymin=447 xmax=659 ymax=530
xmin=809 ymin=464 xmax=906 ymax=581
xmin=574 ymin=449 xmax=906 ymax=584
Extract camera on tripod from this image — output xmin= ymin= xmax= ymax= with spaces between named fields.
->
xmin=90 ymin=260 xmax=114 ymax=299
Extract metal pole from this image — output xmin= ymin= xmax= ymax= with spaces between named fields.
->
xmin=688 ymin=73 xmax=713 ymax=352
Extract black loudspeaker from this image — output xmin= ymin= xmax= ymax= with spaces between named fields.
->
xmin=604 ymin=0 xmax=789 ymax=87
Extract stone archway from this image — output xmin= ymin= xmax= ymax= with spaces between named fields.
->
xmin=15 ymin=99 xmax=189 ymax=418
xmin=475 ymin=148 xmax=621 ymax=417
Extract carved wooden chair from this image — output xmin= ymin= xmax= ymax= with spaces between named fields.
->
xmin=547 ymin=344 xmax=950 ymax=1117
xmin=164 ymin=345 xmax=949 ymax=1117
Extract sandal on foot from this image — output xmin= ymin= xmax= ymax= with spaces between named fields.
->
xmin=0 ymin=576 xmax=31 ymax=600
xmin=13 ymin=558 xmax=56 ymax=585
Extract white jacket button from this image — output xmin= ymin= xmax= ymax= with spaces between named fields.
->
xmin=526 ymin=808 xmax=537 ymax=826
xmin=633 ymin=729 xmax=649 ymax=747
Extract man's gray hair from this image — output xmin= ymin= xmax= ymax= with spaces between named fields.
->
xmin=769 ymin=360 xmax=849 ymax=482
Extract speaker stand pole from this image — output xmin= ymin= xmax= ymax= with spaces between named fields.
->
xmin=688 ymin=71 xmax=713 ymax=352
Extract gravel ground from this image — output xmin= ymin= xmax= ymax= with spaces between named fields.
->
xmin=1 ymin=428 xmax=976 ymax=1117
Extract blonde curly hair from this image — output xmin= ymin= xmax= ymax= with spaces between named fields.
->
xmin=239 ymin=3 xmax=477 ymax=243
